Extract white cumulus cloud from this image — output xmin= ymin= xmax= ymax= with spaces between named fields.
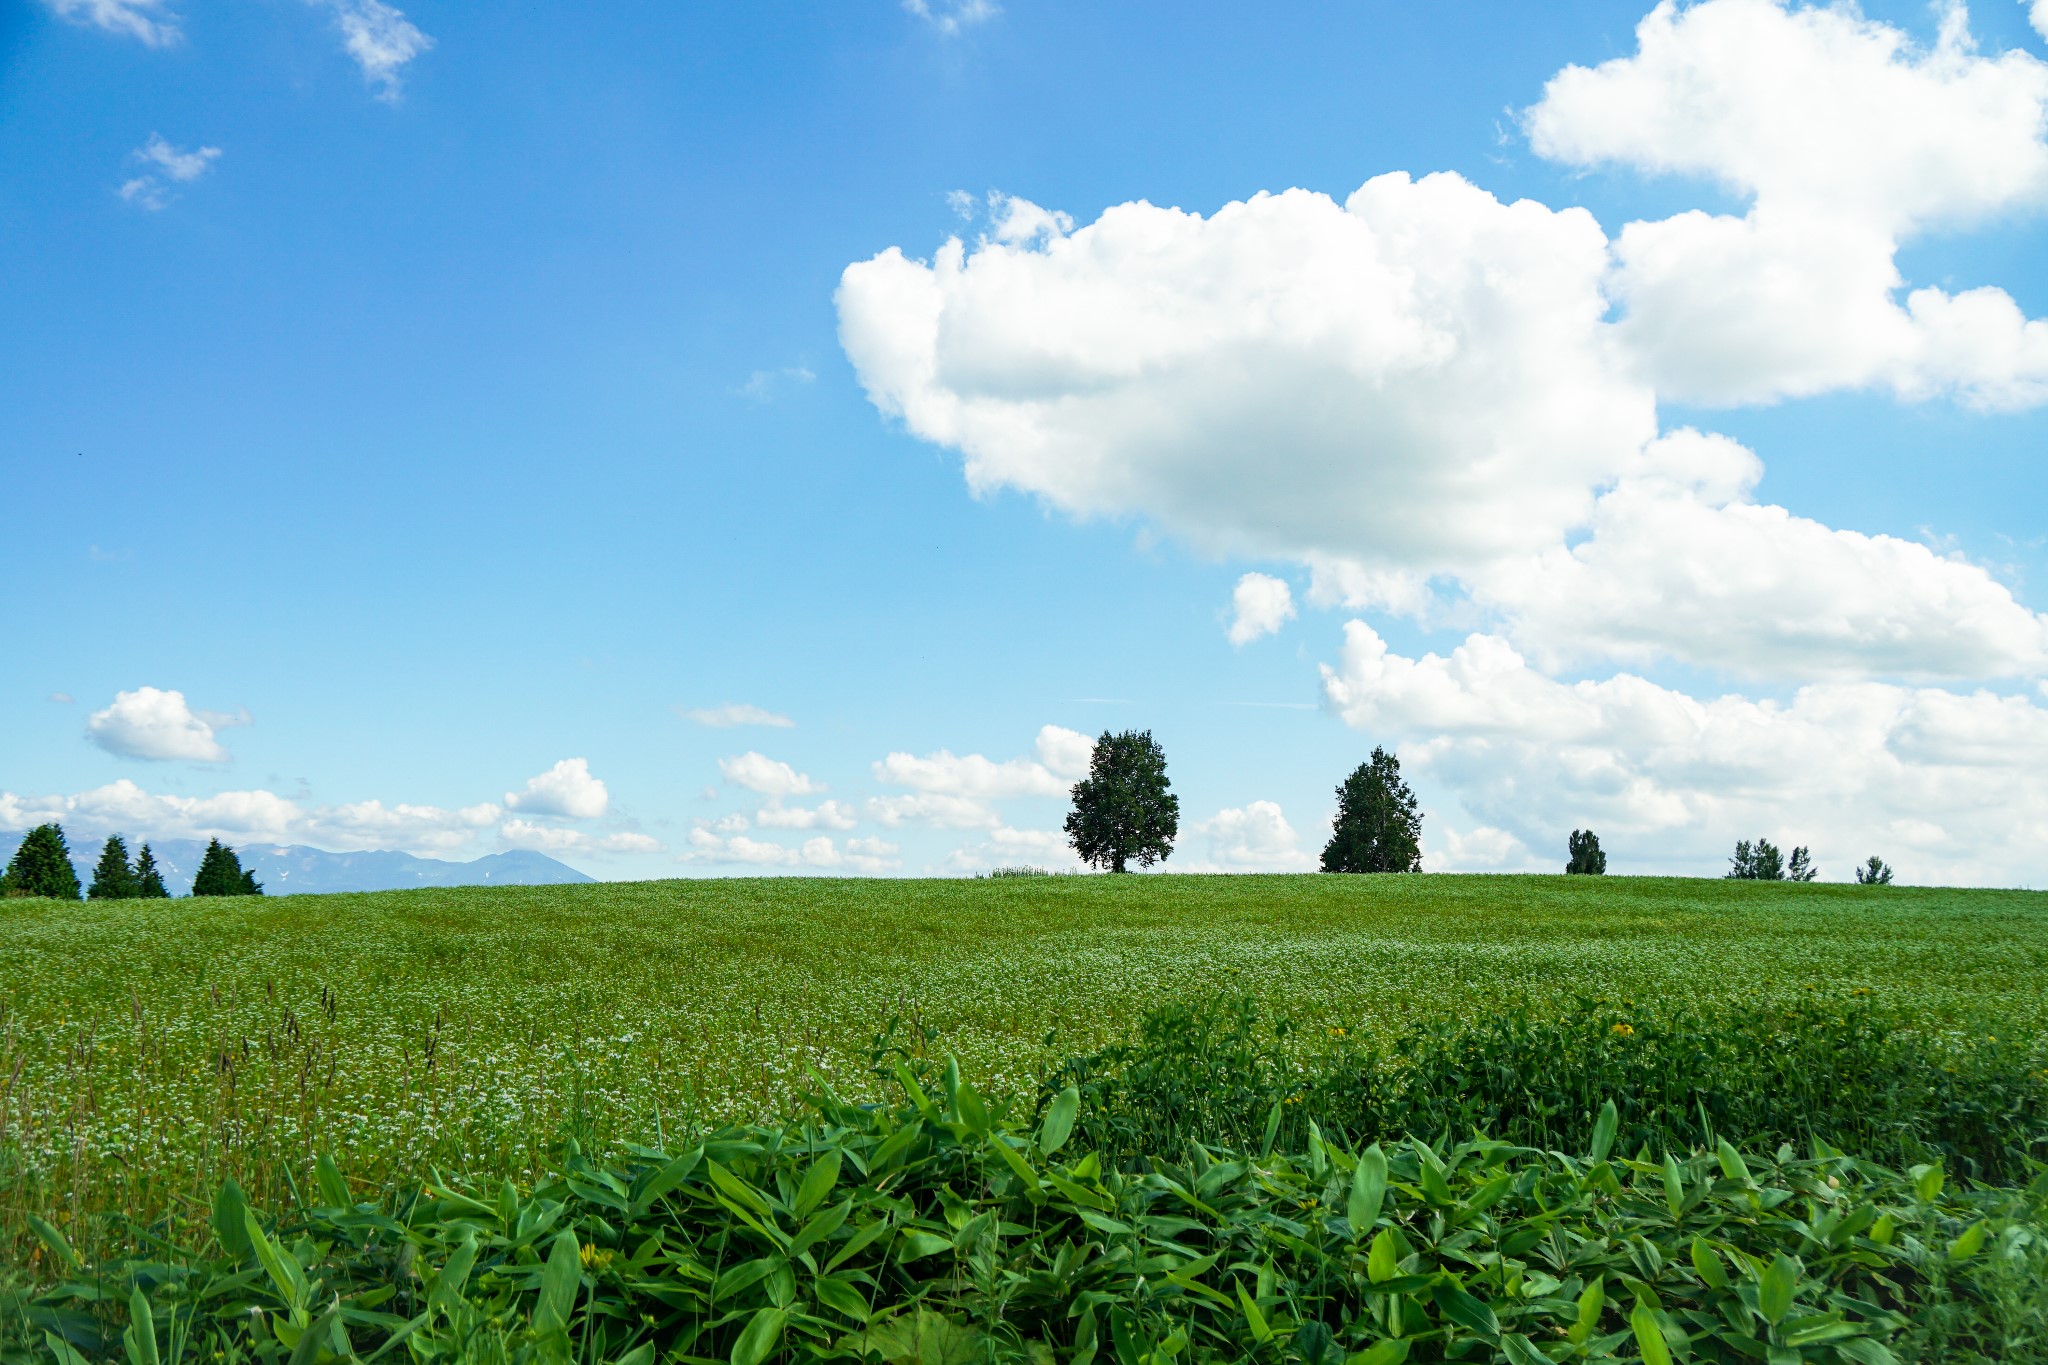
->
xmin=1320 ymin=621 xmax=2048 ymax=885
xmin=718 ymin=752 xmax=823 ymax=798
xmin=682 ymin=829 xmax=899 ymax=873
xmin=755 ymin=799 xmax=859 ymax=831
xmin=312 ymin=0 xmax=432 ymax=99
xmin=41 ymin=0 xmax=179 ymax=45
xmin=1227 ymin=573 xmax=1297 ymax=645
xmin=0 ymin=780 xmax=505 ymax=857
xmin=504 ymin=758 xmax=610 ymax=819
xmin=87 ymin=687 xmax=244 ymax=762
xmin=1527 ymin=0 xmax=2048 ymax=408
xmin=1189 ymin=801 xmax=1317 ymax=871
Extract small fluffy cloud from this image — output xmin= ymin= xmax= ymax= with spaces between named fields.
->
xmin=682 ymin=829 xmax=899 ymax=873
xmin=681 ymin=703 xmax=795 ymax=729
xmin=312 ymin=0 xmax=432 ymax=99
xmin=864 ymin=792 xmax=1002 ymax=829
xmin=119 ymin=135 xmax=221 ymax=212
xmin=0 ymin=780 xmax=502 ymax=856
xmin=1320 ymin=622 xmax=2048 ymax=885
xmin=737 ymin=367 xmax=817 ymax=402
xmin=504 ymin=758 xmax=609 ymax=819
xmin=499 ymin=820 xmax=659 ymax=856
xmin=1189 ymin=801 xmax=1317 ymax=872
xmin=718 ymin=752 xmax=822 ymax=798
xmin=41 ymin=0 xmax=178 ymax=46
xmin=1429 ymin=825 xmax=1529 ymax=872
xmin=2034 ymin=0 xmax=2048 ymax=43
xmin=755 ymin=799 xmax=859 ymax=831
xmin=941 ymin=825 xmax=1081 ymax=873
xmin=1227 ymin=573 xmax=1296 ymax=645
xmin=87 ymin=687 xmax=243 ymax=762
xmin=902 ymin=0 xmax=998 ymax=35
xmin=873 ymin=725 xmax=1092 ymax=798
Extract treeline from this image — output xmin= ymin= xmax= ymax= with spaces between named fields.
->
xmin=1064 ymin=731 xmax=1899 ymax=881
xmin=0 ymin=823 xmax=263 ymax=900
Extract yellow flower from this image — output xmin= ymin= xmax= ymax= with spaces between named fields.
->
xmin=1329 ymin=1027 xmax=1348 ymax=1037
xmin=580 ymin=1245 xmax=615 ymax=1272
xmin=1611 ymin=1023 xmax=1635 ymax=1038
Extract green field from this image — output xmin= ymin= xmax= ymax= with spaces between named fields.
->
xmin=3 ymin=873 xmax=2046 ymax=1260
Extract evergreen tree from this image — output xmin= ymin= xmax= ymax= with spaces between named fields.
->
xmin=1064 ymin=730 xmax=1179 ymax=873
xmin=1565 ymin=828 xmax=1606 ymax=875
xmin=1321 ymin=747 xmax=1423 ymax=874
xmin=1727 ymin=838 xmax=1786 ymax=880
xmin=88 ymin=834 xmax=140 ymax=900
xmin=1855 ymin=856 xmax=1894 ymax=886
xmin=134 ymin=843 xmax=171 ymax=899
xmin=1786 ymin=846 xmax=1817 ymax=882
xmin=2 ymin=823 xmax=83 ymax=900
xmin=190 ymin=838 xmax=262 ymax=897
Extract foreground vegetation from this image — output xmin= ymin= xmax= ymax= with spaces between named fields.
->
xmin=8 ymin=994 xmax=2046 ymax=1363
xmin=3 ymin=874 xmax=2046 ymax=1270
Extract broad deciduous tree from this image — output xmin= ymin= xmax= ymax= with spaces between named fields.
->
xmin=1064 ymin=730 xmax=1178 ymax=873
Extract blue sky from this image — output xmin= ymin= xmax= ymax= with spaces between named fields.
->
xmin=4 ymin=0 xmax=2047 ymax=884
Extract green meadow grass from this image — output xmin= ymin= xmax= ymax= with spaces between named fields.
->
xmin=2 ymin=873 xmax=2045 ymax=1263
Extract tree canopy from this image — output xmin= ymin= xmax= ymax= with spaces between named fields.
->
xmin=191 ymin=838 xmax=264 ymax=897
xmin=1856 ymin=856 xmax=1894 ymax=886
xmin=2 ymin=823 xmax=82 ymax=900
xmin=1064 ymin=730 xmax=1178 ymax=873
xmin=1321 ymin=747 xmax=1423 ymax=874
xmin=88 ymin=834 xmax=140 ymax=900
xmin=135 ymin=843 xmax=171 ymax=899
xmin=1565 ymin=829 xmax=1606 ymax=875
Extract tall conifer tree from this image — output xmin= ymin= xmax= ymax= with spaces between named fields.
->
xmin=190 ymin=838 xmax=260 ymax=896
xmin=88 ymin=834 xmax=140 ymax=899
xmin=2 ymin=823 xmax=83 ymax=899
xmin=134 ymin=843 xmax=171 ymax=899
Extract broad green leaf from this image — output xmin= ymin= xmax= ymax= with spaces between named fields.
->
xmin=430 ymin=1233 xmax=478 ymax=1314
xmin=895 ymin=1230 xmax=954 ymax=1263
xmin=1236 ymin=1280 xmax=1274 ymax=1344
xmin=314 ymin=1153 xmax=350 ymax=1209
xmin=1433 ymin=1282 xmax=1500 ymax=1341
xmin=713 ymin=1256 xmax=778 ymax=1301
xmin=242 ymin=1209 xmax=308 ymax=1310
xmin=1344 ymin=1340 xmax=1410 ymax=1365
xmin=1716 ymin=1140 xmax=1751 ymax=1185
xmin=1366 ymin=1227 xmax=1400 ymax=1283
xmin=813 ymin=1274 xmax=871 ymax=1322
xmin=1758 ymin=1254 xmax=1798 ymax=1325
xmin=1662 ymin=1154 xmax=1684 ymax=1219
xmin=1629 ymin=1303 xmax=1672 ymax=1365
xmin=823 ymin=1215 xmax=894 ymax=1272
xmin=1911 ymin=1164 xmax=1944 ymax=1203
xmin=536 ymin=1228 xmax=581 ymax=1332
xmin=1588 ymin=1100 xmax=1619 ymax=1164
xmin=793 ymin=1149 xmax=842 ymax=1218
xmin=1260 ymin=1099 xmax=1282 ymax=1159
xmin=1040 ymin=1086 xmax=1079 ymax=1156
xmin=1690 ymin=1237 xmax=1727 ymax=1290
xmin=1501 ymin=1334 xmax=1557 ymax=1365
xmin=213 ymin=1179 xmax=252 ymax=1262
xmin=1570 ymin=1278 xmax=1605 ymax=1345
xmin=788 ymin=1198 xmax=852 ymax=1259
xmin=124 ymin=1287 xmax=159 ymax=1365
xmin=1948 ymin=1222 xmax=1988 ymax=1262
xmin=730 ymin=1306 xmax=786 ymax=1365
xmin=1349 ymin=1144 xmax=1387 ymax=1237
xmin=954 ymin=1080 xmax=991 ymax=1136
xmin=26 ymin=1216 xmax=80 ymax=1274
xmin=45 ymin=1332 xmax=92 ymax=1365
xmin=613 ymin=1347 xmax=657 ymax=1365
xmin=633 ymin=1148 xmax=703 ymax=1213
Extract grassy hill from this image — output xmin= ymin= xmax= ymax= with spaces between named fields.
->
xmin=3 ymin=872 xmax=2044 ymax=1257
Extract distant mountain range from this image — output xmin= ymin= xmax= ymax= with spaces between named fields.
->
xmin=0 ymin=833 xmax=593 ymax=897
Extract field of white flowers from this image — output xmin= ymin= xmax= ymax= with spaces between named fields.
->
xmin=2 ymin=872 xmax=2043 ymax=1263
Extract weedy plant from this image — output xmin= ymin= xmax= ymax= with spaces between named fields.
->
xmin=8 ymin=1062 xmax=2047 ymax=1365
xmin=1049 ymin=995 xmax=2048 ymax=1185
